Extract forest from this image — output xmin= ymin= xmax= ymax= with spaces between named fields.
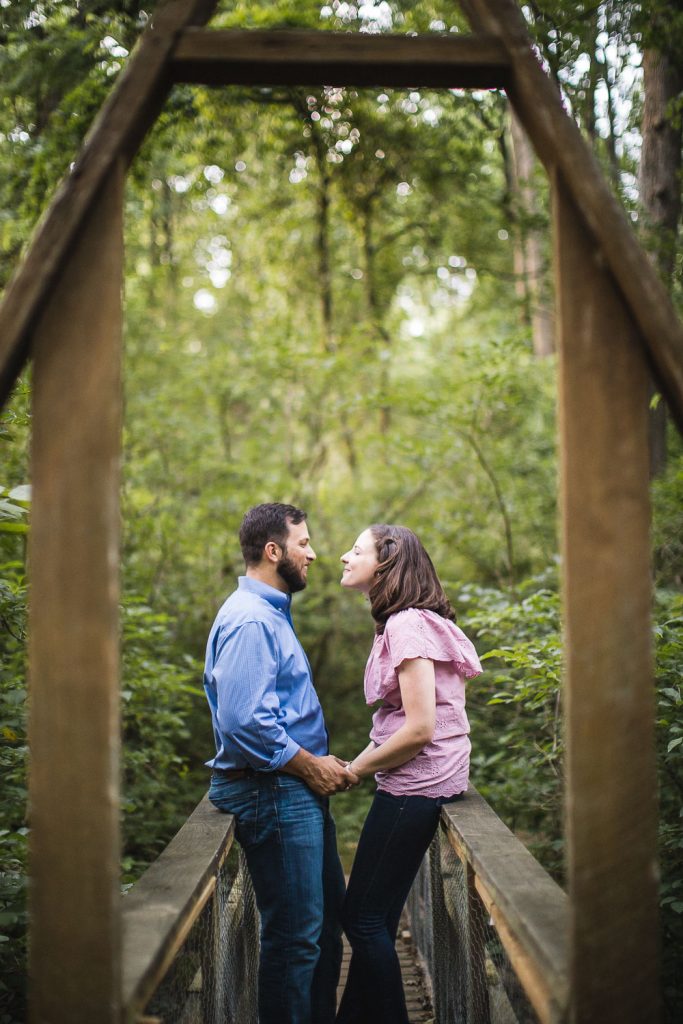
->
xmin=0 ymin=1 xmax=682 ymax=1021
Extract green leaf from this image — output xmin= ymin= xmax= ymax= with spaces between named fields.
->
xmin=667 ymin=737 xmax=683 ymax=753
xmin=8 ymin=484 xmax=31 ymax=504
xmin=0 ymin=522 xmax=28 ymax=534
xmin=0 ymin=499 xmax=24 ymax=520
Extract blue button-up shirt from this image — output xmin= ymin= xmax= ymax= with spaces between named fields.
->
xmin=204 ymin=576 xmax=328 ymax=771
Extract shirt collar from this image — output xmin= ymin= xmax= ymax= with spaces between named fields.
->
xmin=238 ymin=575 xmax=292 ymax=612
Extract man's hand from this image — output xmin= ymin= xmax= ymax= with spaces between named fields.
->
xmin=283 ymin=749 xmax=360 ymax=796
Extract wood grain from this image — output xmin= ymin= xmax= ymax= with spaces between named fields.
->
xmin=28 ymin=166 xmax=124 ymax=1024
xmin=553 ymin=172 xmax=659 ymax=1024
xmin=171 ymin=28 xmax=510 ymax=88
xmin=121 ymin=796 xmax=235 ymax=1020
xmin=441 ymin=788 xmax=568 ymax=1024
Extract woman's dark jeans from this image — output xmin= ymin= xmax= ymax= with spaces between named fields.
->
xmin=337 ymin=788 xmax=462 ymax=1024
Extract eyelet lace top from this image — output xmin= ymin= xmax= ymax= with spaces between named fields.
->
xmin=364 ymin=607 xmax=482 ymax=798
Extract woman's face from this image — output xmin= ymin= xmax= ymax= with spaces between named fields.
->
xmin=340 ymin=528 xmax=379 ymax=594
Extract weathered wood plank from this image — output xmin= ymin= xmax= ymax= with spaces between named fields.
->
xmin=460 ymin=0 xmax=683 ymax=435
xmin=171 ymin=28 xmax=510 ymax=88
xmin=441 ymin=788 xmax=568 ymax=1024
xmin=0 ymin=0 xmax=219 ymax=407
xmin=121 ymin=796 xmax=235 ymax=1021
xmin=28 ymin=165 xmax=124 ymax=1024
xmin=553 ymin=173 xmax=659 ymax=1024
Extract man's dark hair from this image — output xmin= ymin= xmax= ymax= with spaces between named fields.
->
xmin=239 ymin=503 xmax=307 ymax=567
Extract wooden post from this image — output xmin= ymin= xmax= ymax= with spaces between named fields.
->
xmin=28 ymin=164 xmax=124 ymax=1023
xmin=552 ymin=172 xmax=659 ymax=1022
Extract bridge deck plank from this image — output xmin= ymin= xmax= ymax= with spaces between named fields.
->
xmin=336 ymin=922 xmax=434 ymax=1023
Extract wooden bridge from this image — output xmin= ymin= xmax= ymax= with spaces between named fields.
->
xmin=1 ymin=1 xmax=682 ymax=1021
xmin=121 ymin=786 xmax=566 ymax=1024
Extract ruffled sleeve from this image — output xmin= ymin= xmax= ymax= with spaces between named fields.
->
xmin=384 ymin=608 xmax=482 ymax=679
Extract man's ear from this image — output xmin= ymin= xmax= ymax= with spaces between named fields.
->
xmin=263 ymin=540 xmax=282 ymax=564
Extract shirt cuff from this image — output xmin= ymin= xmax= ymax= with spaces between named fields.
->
xmin=271 ymin=736 xmax=301 ymax=771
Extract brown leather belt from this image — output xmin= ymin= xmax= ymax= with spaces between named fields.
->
xmin=212 ymin=766 xmax=256 ymax=779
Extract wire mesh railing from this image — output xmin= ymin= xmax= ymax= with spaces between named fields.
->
xmin=121 ymin=796 xmax=259 ymax=1024
xmin=406 ymin=787 xmax=568 ymax=1024
xmin=123 ymin=787 xmax=566 ymax=1024
xmin=140 ymin=847 xmax=259 ymax=1024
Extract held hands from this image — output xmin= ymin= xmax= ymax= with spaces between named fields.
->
xmin=283 ymin=748 xmax=361 ymax=796
xmin=305 ymin=754 xmax=360 ymax=796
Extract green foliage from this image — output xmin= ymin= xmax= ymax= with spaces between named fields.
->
xmin=0 ymin=561 xmax=28 ymax=1021
xmin=460 ymin=576 xmax=683 ymax=1022
xmin=120 ymin=599 xmax=211 ymax=876
xmin=0 ymin=1 xmax=156 ymax=287
xmin=459 ymin=574 xmax=565 ymax=873
xmin=654 ymin=590 xmax=683 ymax=1019
xmin=0 ymin=559 xmax=210 ymax=1021
xmin=653 ymin=431 xmax=683 ymax=587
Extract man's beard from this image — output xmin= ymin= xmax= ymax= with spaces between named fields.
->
xmin=277 ymin=550 xmax=307 ymax=593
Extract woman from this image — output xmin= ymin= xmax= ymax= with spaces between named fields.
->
xmin=337 ymin=524 xmax=481 ymax=1024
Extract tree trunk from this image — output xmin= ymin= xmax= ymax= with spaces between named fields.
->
xmin=362 ymin=200 xmax=392 ymax=432
xmin=640 ymin=48 xmax=683 ymax=476
xmin=509 ymin=109 xmax=555 ymax=358
xmin=583 ymin=7 xmax=599 ymax=143
xmin=308 ymin=117 xmax=358 ymax=469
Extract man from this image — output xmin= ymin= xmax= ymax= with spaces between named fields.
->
xmin=204 ymin=503 xmax=356 ymax=1024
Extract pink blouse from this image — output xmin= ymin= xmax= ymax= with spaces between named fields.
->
xmin=364 ymin=607 xmax=482 ymax=798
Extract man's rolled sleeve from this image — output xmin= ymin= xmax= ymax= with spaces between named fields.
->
xmin=213 ymin=620 xmax=301 ymax=771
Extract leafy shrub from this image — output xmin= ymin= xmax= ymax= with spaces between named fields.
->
xmin=0 ymin=561 xmax=28 ymax=1022
xmin=461 ymin=576 xmax=683 ymax=1020
xmin=0 ymin=566 xmax=209 ymax=1021
xmin=120 ymin=598 xmax=209 ymax=877
xmin=459 ymin=572 xmax=565 ymax=874
xmin=654 ymin=590 xmax=683 ymax=1019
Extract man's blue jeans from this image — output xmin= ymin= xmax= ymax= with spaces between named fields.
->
xmin=208 ymin=771 xmax=345 ymax=1024
xmin=337 ymin=788 xmax=463 ymax=1024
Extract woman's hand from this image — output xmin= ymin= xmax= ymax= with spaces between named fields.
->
xmin=348 ymin=658 xmax=436 ymax=777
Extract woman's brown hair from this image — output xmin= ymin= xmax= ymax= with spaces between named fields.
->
xmin=367 ymin=524 xmax=456 ymax=633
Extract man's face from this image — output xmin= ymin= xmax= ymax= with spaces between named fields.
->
xmin=276 ymin=519 xmax=316 ymax=593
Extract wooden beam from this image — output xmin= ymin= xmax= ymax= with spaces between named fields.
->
xmin=0 ymin=0 xmax=220 ymax=407
xmin=553 ymin=172 xmax=659 ymax=1023
xmin=441 ymin=789 xmax=568 ymax=1024
xmin=28 ymin=164 xmax=124 ymax=1023
xmin=459 ymin=0 xmax=683 ymax=435
xmin=171 ymin=28 xmax=511 ymax=89
xmin=121 ymin=797 xmax=235 ymax=1021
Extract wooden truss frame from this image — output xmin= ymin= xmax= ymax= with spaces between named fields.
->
xmin=0 ymin=2 xmax=679 ymax=1021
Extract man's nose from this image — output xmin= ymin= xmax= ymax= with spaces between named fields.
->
xmin=307 ymin=547 xmax=316 ymax=561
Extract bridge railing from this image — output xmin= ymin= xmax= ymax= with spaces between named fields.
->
xmin=121 ymin=795 xmax=258 ymax=1024
xmin=122 ymin=786 xmax=567 ymax=1024
xmin=407 ymin=786 xmax=568 ymax=1024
